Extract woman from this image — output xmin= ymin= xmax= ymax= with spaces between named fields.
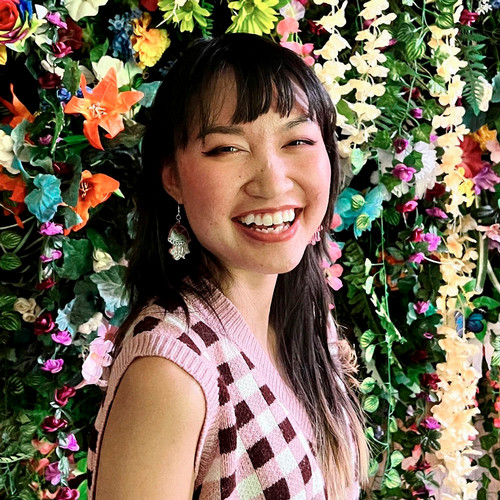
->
xmin=87 ymin=33 xmax=369 ymax=499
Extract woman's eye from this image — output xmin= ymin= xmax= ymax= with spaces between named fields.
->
xmin=203 ymin=146 xmax=240 ymax=156
xmin=287 ymin=139 xmax=317 ymax=147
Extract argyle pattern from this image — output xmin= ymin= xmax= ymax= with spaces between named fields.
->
xmin=87 ymin=294 xmax=329 ymax=499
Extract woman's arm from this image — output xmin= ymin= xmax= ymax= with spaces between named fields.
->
xmin=94 ymin=356 xmax=206 ymax=499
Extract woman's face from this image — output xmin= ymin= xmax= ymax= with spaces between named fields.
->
xmin=162 ymin=78 xmax=331 ymax=280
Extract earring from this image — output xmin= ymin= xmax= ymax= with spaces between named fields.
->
xmin=168 ymin=205 xmax=191 ymax=260
xmin=309 ymin=225 xmax=323 ymax=246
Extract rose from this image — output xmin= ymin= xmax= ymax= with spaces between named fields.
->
xmin=41 ymin=359 xmax=64 ymax=374
xmin=41 ymin=416 xmax=68 ymax=433
xmin=0 ymin=0 xmax=19 ymax=31
xmin=56 ymin=487 xmax=80 ymax=500
xmin=34 ymin=311 xmax=56 ymax=335
xmin=54 ymin=385 xmax=76 ymax=406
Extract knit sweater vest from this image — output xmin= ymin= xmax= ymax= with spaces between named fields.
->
xmin=87 ymin=288 xmax=360 ymax=499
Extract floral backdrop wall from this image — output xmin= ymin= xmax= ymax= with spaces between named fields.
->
xmin=1 ymin=0 xmax=500 ymax=498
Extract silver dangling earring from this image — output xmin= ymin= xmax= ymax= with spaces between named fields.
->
xmin=309 ymin=225 xmax=323 ymax=246
xmin=168 ymin=205 xmax=191 ymax=260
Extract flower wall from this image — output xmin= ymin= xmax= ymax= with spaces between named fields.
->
xmin=1 ymin=0 xmax=500 ymax=498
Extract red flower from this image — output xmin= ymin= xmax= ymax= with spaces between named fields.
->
xmin=425 ymin=182 xmax=446 ymax=201
xmin=411 ymin=227 xmax=423 ymax=242
xmin=458 ymin=136 xmax=483 ymax=178
xmin=140 ymin=0 xmax=159 ymax=10
xmin=52 ymin=41 xmax=73 ymax=58
xmin=41 ymin=416 xmax=68 ymax=433
xmin=421 ymin=372 xmax=440 ymax=391
xmin=0 ymin=0 xmax=18 ymax=31
xmin=64 ymin=68 xmax=143 ymax=150
xmin=54 ymin=385 xmax=76 ymax=406
xmin=396 ymin=200 xmax=418 ymax=213
xmin=33 ymin=312 xmax=56 ymax=336
xmin=38 ymin=73 xmax=62 ymax=89
xmin=459 ymin=9 xmax=479 ymax=25
xmin=36 ymin=277 xmax=57 ymax=290
xmin=56 ymin=487 xmax=80 ymax=500
xmin=57 ymin=18 xmax=83 ymax=51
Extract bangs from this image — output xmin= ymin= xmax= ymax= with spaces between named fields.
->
xmin=171 ymin=36 xmax=334 ymax=148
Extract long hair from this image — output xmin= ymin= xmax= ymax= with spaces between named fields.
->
xmin=116 ymin=33 xmax=369 ymax=497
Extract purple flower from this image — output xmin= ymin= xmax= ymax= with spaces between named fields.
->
xmin=41 ymin=359 xmax=64 ymax=374
xmin=414 ymin=300 xmax=430 ymax=314
xmin=45 ymin=461 xmax=61 ymax=485
xmin=423 ymin=416 xmax=440 ymax=429
xmin=39 ymin=222 xmax=64 ymax=236
xmin=38 ymin=134 xmax=53 ymax=146
xmin=408 ymin=252 xmax=425 ymax=264
xmin=51 ymin=330 xmax=72 ymax=346
xmin=40 ymin=250 xmax=63 ymax=263
xmin=421 ymin=232 xmax=441 ymax=252
xmin=46 ymin=12 xmax=67 ymax=29
xmin=425 ymin=207 xmax=448 ymax=218
xmin=393 ymin=137 xmax=409 ymax=154
xmin=393 ymin=163 xmax=416 ymax=182
xmin=59 ymin=433 xmax=79 ymax=451
xmin=410 ymin=108 xmax=423 ymax=119
xmin=423 ymin=331 xmax=434 ymax=339
xmin=473 ymin=163 xmax=500 ymax=194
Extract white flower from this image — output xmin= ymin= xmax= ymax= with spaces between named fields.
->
xmin=64 ymin=0 xmax=108 ymax=21
xmin=93 ymin=249 xmax=115 ymax=273
xmin=92 ymin=56 xmax=142 ymax=89
xmin=279 ymin=0 xmax=306 ymax=20
xmin=478 ymin=76 xmax=493 ymax=112
xmin=359 ymin=0 xmax=389 ymax=20
xmin=0 ymin=130 xmax=15 ymax=173
xmin=78 ymin=312 xmax=103 ymax=334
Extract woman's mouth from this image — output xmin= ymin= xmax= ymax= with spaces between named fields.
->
xmin=233 ymin=208 xmax=300 ymax=241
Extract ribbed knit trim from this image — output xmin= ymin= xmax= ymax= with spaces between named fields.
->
xmin=89 ymin=330 xmax=220 ymax=499
xmin=186 ymin=287 xmax=316 ymax=444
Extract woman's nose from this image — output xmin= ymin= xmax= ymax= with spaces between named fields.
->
xmin=244 ymin=153 xmax=294 ymax=199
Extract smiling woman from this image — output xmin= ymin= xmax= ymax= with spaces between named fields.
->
xmin=87 ymin=33 xmax=369 ymax=500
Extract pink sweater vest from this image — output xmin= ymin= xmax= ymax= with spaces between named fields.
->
xmin=86 ymin=288 xmax=360 ymax=499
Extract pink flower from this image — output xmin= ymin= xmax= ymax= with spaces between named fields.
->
xmin=494 ymin=418 xmax=500 ymax=429
xmin=51 ymin=330 xmax=72 ymax=346
xmin=34 ymin=312 xmax=56 ymax=336
xmin=393 ymin=137 xmax=409 ymax=154
xmin=421 ymin=232 xmax=441 ymax=252
xmin=330 ymin=213 xmax=342 ymax=230
xmin=46 ymin=12 xmax=67 ymax=29
xmin=31 ymin=438 xmax=57 ymax=455
xmin=42 ymin=359 xmax=64 ymax=374
xmin=56 ymin=487 xmax=80 ymax=500
xmin=276 ymin=17 xmax=299 ymax=40
xmin=81 ymin=337 xmax=114 ymax=386
xmin=327 ymin=241 xmax=342 ymax=262
xmin=459 ymin=9 xmax=479 ymax=25
xmin=423 ymin=417 xmax=440 ymax=429
xmin=473 ymin=163 xmax=500 ymax=194
xmin=414 ymin=301 xmax=430 ymax=314
xmin=396 ymin=200 xmax=418 ymax=213
xmin=393 ymin=163 xmax=416 ymax=182
xmin=54 ymin=385 xmax=76 ymax=406
xmin=423 ymin=332 xmax=434 ymax=340
xmin=41 ymin=416 xmax=68 ymax=433
xmin=321 ymin=259 xmax=343 ymax=291
xmin=493 ymin=399 xmax=500 ymax=412
xmin=38 ymin=134 xmax=54 ymax=146
xmin=59 ymin=433 xmax=79 ymax=452
xmin=425 ymin=207 xmax=448 ymax=218
xmin=408 ymin=252 xmax=425 ymax=264
xmin=45 ymin=461 xmax=61 ymax=486
xmin=40 ymin=250 xmax=63 ymax=263
xmin=410 ymin=108 xmax=423 ymax=119
xmin=280 ymin=41 xmax=315 ymax=66
xmin=52 ymin=41 xmax=73 ymax=58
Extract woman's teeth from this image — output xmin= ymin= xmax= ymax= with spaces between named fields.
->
xmin=238 ymin=209 xmax=296 ymax=227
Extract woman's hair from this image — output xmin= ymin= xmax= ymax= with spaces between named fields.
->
xmin=116 ymin=33 xmax=369 ymax=496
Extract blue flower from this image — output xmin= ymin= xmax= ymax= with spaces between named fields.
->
xmin=111 ymin=31 xmax=133 ymax=61
xmin=334 ymin=185 xmax=388 ymax=238
xmin=492 ymin=0 xmax=500 ymax=8
xmin=57 ymin=88 xmax=72 ymax=103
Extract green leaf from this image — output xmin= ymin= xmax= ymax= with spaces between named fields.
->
xmin=490 ymin=467 xmax=499 ymax=480
xmin=372 ymin=130 xmax=391 ymax=150
xmin=494 ymin=448 xmax=500 ymax=467
xmin=478 ymin=454 xmax=492 ymax=468
xmin=86 ymin=228 xmax=110 ymax=253
xmin=360 ymin=330 xmax=376 ymax=348
xmin=137 ymin=81 xmax=162 ymax=108
xmin=389 ymin=416 xmax=398 ymax=433
xmin=0 ymin=231 xmax=22 ymax=250
xmin=77 ymin=479 xmax=88 ymax=500
xmin=364 ymin=276 xmax=374 ymax=294
xmin=24 ymin=174 xmax=63 ymax=223
xmin=473 ymin=296 xmax=500 ymax=310
xmin=480 ymin=434 xmax=498 ymax=450
xmin=60 ymin=155 xmax=83 ymax=207
xmin=365 ymin=343 xmax=376 ymax=363
xmin=436 ymin=12 xmax=454 ymax=29
xmin=351 ymin=149 xmax=365 ymax=175
xmin=405 ymin=37 xmax=425 ymax=60
xmin=363 ymin=394 xmax=379 ymax=413
xmin=492 ymin=72 xmax=500 ymax=103
xmin=0 ymin=312 xmax=21 ymax=331
xmin=383 ymin=469 xmax=401 ymax=488
xmin=396 ymin=23 xmax=415 ymax=43
xmin=89 ymin=266 xmax=128 ymax=313
xmin=0 ymin=253 xmax=21 ymax=271
xmin=59 ymin=205 xmax=83 ymax=230
xmin=368 ymin=458 xmax=379 ymax=477
xmin=62 ymin=59 xmax=81 ymax=95
xmin=89 ymin=39 xmax=109 ymax=63
xmin=57 ymin=239 xmax=93 ymax=280
xmin=359 ymin=377 xmax=376 ymax=394
xmin=491 ymin=352 xmax=500 ymax=367
xmin=0 ymin=295 xmax=17 ymax=310
xmin=412 ymin=123 xmax=432 ymax=143
xmin=390 ymin=450 xmax=404 ymax=468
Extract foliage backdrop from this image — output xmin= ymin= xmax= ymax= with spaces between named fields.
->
xmin=1 ymin=0 xmax=500 ymax=498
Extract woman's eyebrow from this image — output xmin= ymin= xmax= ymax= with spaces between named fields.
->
xmin=198 ymin=125 xmax=244 ymax=140
xmin=284 ymin=115 xmax=312 ymax=130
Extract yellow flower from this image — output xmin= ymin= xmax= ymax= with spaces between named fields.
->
xmin=131 ymin=13 xmax=170 ymax=68
xmin=470 ymin=124 xmax=497 ymax=152
xmin=359 ymin=0 xmax=389 ymax=20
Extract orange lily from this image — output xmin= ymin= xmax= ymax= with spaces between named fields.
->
xmin=64 ymin=67 xmax=143 ymax=150
xmin=0 ymin=84 xmax=35 ymax=127
xmin=65 ymin=170 xmax=120 ymax=234
xmin=0 ymin=165 xmax=26 ymax=227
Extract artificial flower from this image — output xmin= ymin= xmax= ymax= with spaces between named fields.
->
xmin=410 ymin=108 xmax=423 ymax=119
xmin=158 ymin=0 xmax=211 ymax=33
xmin=57 ymin=17 xmax=83 ymax=51
xmin=64 ymin=170 xmax=120 ymax=234
xmin=93 ymin=248 xmax=115 ymax=272
xmin=131 ymin=12 xmax=170 ymax=68
xmin=81 ymin=336 xmax=114 ymax=386
xmin=459 ymin=9 xmax=480 ymax=25
xmin=33 ymin=311 xmax=55 ymax=335
xmin=421 ymin=232 xmax=441 ymax=252
xmin=395 ymin=200 xmax=417 ymax=213
xmin=64 ymin=67 xmax=143 ymax=150
xmin=0 ymin=129 xmax=15 ymax=172
xmin=457 ymin=136 xmax=483 ymax=178
xmin=0 ymin=0 xmax=41 ymax=49
xmin=279 ymin=0 xmax=305 ymax=20
xmin=392 ymin=163 xmax=416 ymax=182
xmin=58 ymin=433 xmax=79 ymax=451
xmin=425 ymin=207 xmax=448 ymax=218
xmin=280 ymin=41 xmax=315 ymax=66
xmin=54 ymin=385 xmax=76 ymax=406
xmin=408 ymin=252 xmax=425 ymax=264
xmin=276 ymin=17 xmax=299 ymax=40
xmin=41 ymin=416 xmax=68 ymax=432
xmin=414 ymin=301 xmax=430 ymax=314
xmin=64 ymin=0 xmax=109 ymax=22
xmin=0 ymin=84 xmax=34 ymax=127
xmin=92 ymin=56 xmax=141 ymax=89
xmin=39 ymin=222 xmax=64 ymax=235
xmin=486 ymin=139 xmax=500 ymax=164
xmin=31 ymin=438 xmax=57 ymax=455
xmin=55 ymin=487 xmax=80 ymax=500
xmin=77 ymin=312 xmax=103 ymax=334
xmin=41 ymin=359 xmax=64 ymax=373
xmin=51 ymin=330 xmax=72 ymax=346
xmin=470 ymin=124 xmax=497 ymax=152
xmin=46 ymin=12 xmax=67 ymax=28
xmin=40 ymin=250 xmax=63 ymax=263
xmin=44 ymin=461 xmax=61 ymax=486
xmin=227 ymin=0 xmax=279 ymax=35
xmin=472 ymin=163 xmax=500 ymax=194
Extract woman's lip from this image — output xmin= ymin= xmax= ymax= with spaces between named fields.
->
xmin=234 ymin=215 xmax=300 ymax=243
xmin=233 ymin=205 xmax=301 ymax=219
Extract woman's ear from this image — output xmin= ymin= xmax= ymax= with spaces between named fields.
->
xmin=161 ymin=164 xmax=183 ymax=204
